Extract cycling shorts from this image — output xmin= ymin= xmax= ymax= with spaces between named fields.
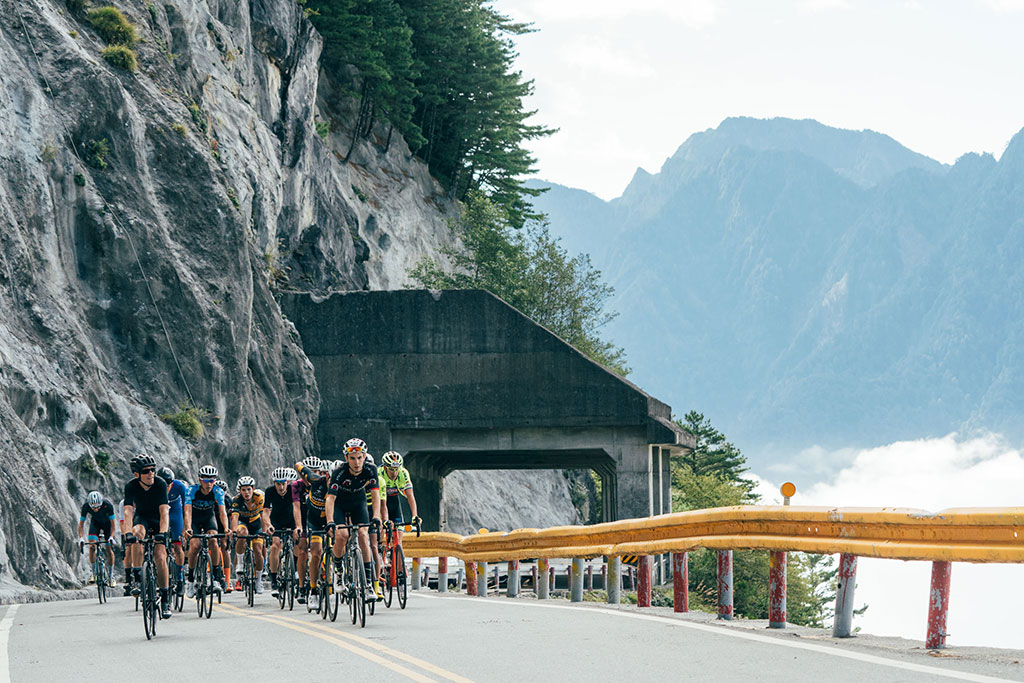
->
xmin=306 ymin=511 xmax=328 ymax=534
xmin=385 ymin=498 xmax=404 ymax=525
xmin=236 ymin=518 xmax=262 ymax=535
xmin=168 ymin=511 xmax=184 ymax=544
xmin=335 ymin=499 xmax=369 ymax=527
xmin=88 ymin=521 xmax=113 ymax=540
xmin=134 ymin=515 xmax=161 ymax=537
xmin=190 ymin=512 xmax=218 ymax=535
xmin=268 ymin=506 xmax=295 ymax=532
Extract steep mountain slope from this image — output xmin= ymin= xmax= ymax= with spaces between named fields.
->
xmin=531 ymin=118 xmax=1024 ymax=467
xmin=0 ymin=0 xmax=466 ymax=592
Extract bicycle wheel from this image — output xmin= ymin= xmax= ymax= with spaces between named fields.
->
xmin=95 ymin=558 xmax=105 ymax=605
xmin=142 ymin=562 xmax=156 ymax=640
xmin=396 ymin=545 xmax=408 ymax=610
xmin=244 ymin=549 xmax=255 ymax=607
xmin=319 ymin=556 xmax=329 ymax=621
xmin=355 ymin=550 xmax=367 ymax=627
xmin=195 ymin=554 xmax=208 ymax=618
xmin=204 ymin=564 xmax=215 ymax=618
xmin=381 ymin=549 xmax=393 ymax=608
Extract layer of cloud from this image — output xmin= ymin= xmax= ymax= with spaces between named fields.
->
xmin=506 ymin=0 xmax=719 ymax=28
xmin=752 ymin=433 xmax=1024 ymax=648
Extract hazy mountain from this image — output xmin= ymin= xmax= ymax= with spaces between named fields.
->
xmin=529 ymin=117 xmax=1023 ymax=470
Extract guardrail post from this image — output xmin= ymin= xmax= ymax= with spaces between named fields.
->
xmin=412 ymin=557 xmax=421 ymax=590
xmin=606 ymin=556 xmax=621 ymax=604
xmin=437 ymin=556 xmax=448 ymax=593
xmin=531 ymin=565 xmax=538 ymax=593
xmin=456 ymin=567 xmax=464 ymax=592
xmin=672 ymin=552 xmax=688 ymax=613
xmin=601 ymin=563 xmax=607 ymax=591
xmin=477 ymin=561 xmax=488 ymax=597
xmin=466 ymin=561 xmax=477 ymax=596
xmin=538 ymin=559 xmax=550 ymax=599
xmin=571 ymin=558 xmax=584 ymax=602
xmin=717 ymin=550 xmax=733 ymax=620
xmin=833 ymin=553 xmax=858 ymax=637
xmin=769 ymin=551 xmax=787 ymax=628
xmin=638 ymin=555 xmax=652 ymax=607
xmin=549 ymin=564 xmax=556 ymax=591
xmin=422 ymin=565 xmax=429 ymax=589
xmin=508 ymin=560 xmax=519 ymax=597
xmin=926 ymin=561 xmax=952 ymax=649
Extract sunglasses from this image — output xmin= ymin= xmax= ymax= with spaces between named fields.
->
xmin=140 ymin=468 xmax=156 ymax=474
xmin=200 ymin=478 xmax=216 ymax=483
xmin=344 ymin=447 xmax=364 ymax=454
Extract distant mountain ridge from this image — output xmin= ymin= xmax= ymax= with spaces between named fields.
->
xmin=529 ymin=117 xmax=1023 ymax=470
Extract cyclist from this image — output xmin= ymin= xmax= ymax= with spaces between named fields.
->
xmin=116 ymin=497 xmax=133 ymax=595
xmin=123 ymin=454 xmax=172 ymax=619
xmin=184 ymin=465 xmax=229 ymax=596
xmin=230 ymin=476 xmax=267 ymax=594
xmin=294 ymin=455 xmax=330 ymax=611
xmin=214 ymin=479 xmax=235 ymax=592
xmin=325 ymin=438 xmax=383 ymax=601
xmin=158 ymin=467 xmax=189 ymax=596
xmin=378 ymin=451 xmax=422 ymax=547
xmin=263 ymin=467 xmax=302 ymax=596
xmin=77 ymin=491 xmax=116 ymax=585
xmin=362 ymin=453 xmax=383 ymax=586
xmin=290 ymin=464 xmax=311 ymax=604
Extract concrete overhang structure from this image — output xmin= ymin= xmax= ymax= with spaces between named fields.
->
xmin=281 ymin=290 xmax=693 ymax=530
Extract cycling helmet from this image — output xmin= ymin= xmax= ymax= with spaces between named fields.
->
xmin=301 ymin=455 xmax=322 ymax=470
xmin=237 ymin=475 xmax=256 ymax=490
xmin=343 ymin=437 xmax=367 ymax=454
xmin=87 ymin=491 xmax=103 ymax=508
xmin=271 ymin=467 xmax=290 ymax=482
xmin=364 ymin=453 xmax=374 ymax=466
xmin=285 ymin=467 xmax=298 ymax=481
xmin=198 ymin=464 xmax=218 ymax=479
xmin=130 ymin=453 xmax=156 ymax=473
xmin=214 ymin=480 xmax=228 ymax=491
xmin=381 ymin=451 xmax=403 ymax=468
xmin=328 ymin=459 xmax=343 ymax=473
xmin=157 ymin=467 xmax=175 ymax=486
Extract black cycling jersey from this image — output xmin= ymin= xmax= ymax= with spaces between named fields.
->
xmin=263 ymin=486 xmax=295 ymax=529
xmin=295 ymin=464 xmax=329 ymax=522
xmin=80 ymin=499 xmax=116 ymax=537
xmin=328 ymin=463 xmax=379 ymax=509
xmin=123 ymin=477 xmax=168 ymax=524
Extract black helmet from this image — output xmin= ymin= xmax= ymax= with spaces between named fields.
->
xmin=157 ymin=467 xmax=175 ymax=486
xmin=130 ymin=453 xmax=156 ymax=473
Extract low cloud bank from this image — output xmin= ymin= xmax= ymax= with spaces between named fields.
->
xmin=751 ymin=433 xmax=1024 ymax=649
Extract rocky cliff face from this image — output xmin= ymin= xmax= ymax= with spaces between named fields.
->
xmin=0 ymin=0 xmax=463 ymax=592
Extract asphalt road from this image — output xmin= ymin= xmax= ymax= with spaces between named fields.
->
xmin=3 ymin=588 xmax=1023 ymax=682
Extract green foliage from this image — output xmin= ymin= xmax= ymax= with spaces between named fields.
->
xmin=316 ymin=119 xmax=331 ymax=139
xmin=171 ymin=123 xmax=186 ymax=135
xmin=95 ymin=450 xmax=112 ymax=474
xmin=74 ymin=172 xmax=86 ymax=186
xmin=226 ymin=187 xmax=239 ymax=208
xmin=85 ymin=138 xmax=109 ymax=169
xmin=68 ymin=30 xmax=79 ymax=39
xmin=408 ymin=191 xmax=627 ymax=374
xmin=160 ymin=403 xmax=207 ymax=440
xmin=305 ymin=0 xmax=552 ymax=226
xmin=188 ymin=102 xmax=209 ymax=135
xmin=676 ymin=410 xmax=752 ymax=486
xmin=351 ymin=184 xmax=368 ymax=202
xmin=41 ymin=142 xmax=56 ymax=162
xmin=101 ymin=45 xmax=137 ymax=72
xmin=88 ymin=7 xmax=138 ymax=46
xmin=147 ymin=3 xmax=158 ymax=24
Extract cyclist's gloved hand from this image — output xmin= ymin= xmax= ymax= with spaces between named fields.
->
xmin=326 ymin=522 xmax=336 ymax=532
xmin=78 ymin=538 xmax=84 ymax=552
xmin=125 ymin=533 xmax=136 ymax=544
xmin=412 ymin=516 xmax=422 ymax=526
xmin=384 ymin=519 xmax=394 ymax=529
xmin=108 ymin=536 xmax=117 ymax=547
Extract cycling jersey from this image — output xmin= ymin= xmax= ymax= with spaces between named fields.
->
xmin=80 ymin=498 xmax=116 ymax=538
xmin=295 ymin=463 xmax=329 ymax=530
xmin=185 ymin=484 xmax=225 ymax=534
xmin=123 ymin=477 xmax=169 ymax=532
xmin=330 ymin=463 xmax=379 ymax=518
xmin=290 ymin=479 xmax=309 ymax=527
xmin=263 ymin=485 xmax=296 ymax=529
xmin=378 ymin=467 xmax=413 ymax=498
xmin=166 ymin=479 xmax=188 ymax=542
xmin=231 ymin=491 xmax=265 ymax=524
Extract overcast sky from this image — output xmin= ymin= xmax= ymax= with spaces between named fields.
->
xmin=501 ymin=0 xmax=1024 ymax=199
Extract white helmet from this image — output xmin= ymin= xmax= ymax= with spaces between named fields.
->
xmin=343 ymin=437 xmax=367 ymax=454
xmin=272 ymin=467 xmax=290 ymax=482
xmin=87 ymin=491 xmax=103 ymax=508
xmin=237 ymin=475 xmax=256 ymax=491
xmin=301 ymin=455 xmax=322 ymax=470
xmin=198 ymin=464 xmax=218 ymax=479
xmin=381 ymin=451 xmax=403 ymax=468
xmin=329 ymin=459 xmax=343 ymax=473
xmin=285 ymin=467 xmax=298 ymax=481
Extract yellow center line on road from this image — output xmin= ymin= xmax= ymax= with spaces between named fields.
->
xmin=215 ymin=603 xmax=473 ymax=683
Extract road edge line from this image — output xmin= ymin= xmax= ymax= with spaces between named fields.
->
xmin=0 ymin=604 xmax=19 ymax=683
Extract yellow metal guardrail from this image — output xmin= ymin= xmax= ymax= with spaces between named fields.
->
xmin=403 ymin=505 xmax=1024 ymax=564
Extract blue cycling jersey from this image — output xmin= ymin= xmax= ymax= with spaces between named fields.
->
xmin=185 ymin=483 xmax=225 ymax=512
xmin=167 ymin=479 xmax=188 ymax=514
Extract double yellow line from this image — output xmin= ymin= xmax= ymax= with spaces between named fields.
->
xmin=216 ymin=603 xmax=472 ymax=682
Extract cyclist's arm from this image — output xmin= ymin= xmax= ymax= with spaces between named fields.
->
xmin=295 ymin=462 xmax=322 ymax=484
xmin=77 ymin=517 xmax=85 ymax=539
xmin=107 ymin=512 xmax=116 ymax=540
xmin=217 ymin=503 xmax=230 ymax=534
xmin=183 ymin=503 xmax=192 ymax=532
xmin=405 ymin=488 xmax=418 ymax=520
xmin=124 ymin=504 xmax=135 ymax=531
xmin=260 ymin=507 xmax=271 ymax=532
xmin=325 ymin=493 xmax=335 ymax=524
xmin=159 ymin=504 xmax=169 ymax=534
xmin=292 ymin=500 xmax=302 ymax=531
xmin=370 ymin=488 xmax=381 ymax=522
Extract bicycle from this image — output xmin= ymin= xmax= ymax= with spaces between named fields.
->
xmin=191 ymin=532 xmax=226 ymax=619
xmin=335 ymin=521 xmax=376 ymax=628
xmin=272 ymin=529 xmax=296 ymax=611
xmin=381 ymin=520 xmax=420 ymax=610
xmin=317 ymin=531 xmax=339 ymax=622
xmin=82 ymin=538 xmax=112 ymax=604
xmin=139 ymin=535 xmax=162 ymax=640
xmin=167 ymin=549 xmax=185 ymax=612
xmin=239 ymin=531 xmax=269 ymax=607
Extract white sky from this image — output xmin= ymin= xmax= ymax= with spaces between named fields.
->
xmin=501 ymin=0 xmax=1024 ymax=199
xmin=752 ymin=433 xmax=1024 ymax=650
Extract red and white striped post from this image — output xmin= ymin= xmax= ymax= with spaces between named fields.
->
xmin=411 ymin=557 xmax=421 ymax=590
xmin=672 ymin=552 xmax=688 ymax=613
xmin=833 ymin=553 xmax=858 ymax=637
xmin=717 ymin=550 xmax=734 ymax=620
xmin=466 ymin=561 xmax=477 ymax=596
xmin=926 ymin=561 xmax=952 ymax=649
xmin=637 ymin=555 xmax=652 ymax=607
xmin=531 ymin=564 xmax=538 ymax=593
xmin=549 ymin=564 xmax=555 ymax=590
xmin=768 ymin=551 xmax=787 ymax=628
xmin=601 ymin=563 xmax=607 ymax=590
xmin=437 ymin=556 xmax=448 ymax=593
xmin=507 ymin=560 xmax=520 ymax=597
xmin=586 ymin=564 xmax=594 ymax=591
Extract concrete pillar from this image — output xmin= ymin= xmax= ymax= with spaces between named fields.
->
xmin=531 ymin=565 xmax=538 ymax=594
xmin=926 ymin=561 xmax=952 ymax=649
xmin=466 ymin=561 xmax=477 ymax=596
xmin=437 ymin=556 xmax=448 ymax=593
xmin=833 ymin=553 xmax=858 ymax=637
xmin=769 ymin=551 xmax=787 ymax=628
xmin=638 ymin=555 xmax=652 ymax=607
xmin=538 ymin=559 xmax=549 ymax=599
xmin=571 ymin=558 xmax=584 ymax=602
xmin=456 ymin=567 xmax=464 ymax=592
xmin=477 ymin=561 xmax=488 ymax=597
xmin=717 ymin=550 xmax=733 ymax=620
xmin=606 ymin=556 xmax=620 ymax=604
xmin=549 ymin=564 xmax=555 ymax=590
xmin=507 ymin=560 xmax=519 ymax=597
xmin=411 ymin=557 xmax=421 ymax=590
xmin=672 ymin=552 xmax=688 ymax=613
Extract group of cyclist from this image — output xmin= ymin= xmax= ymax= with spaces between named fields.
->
xmin=77 ymin=437 xmax=420 ymax=620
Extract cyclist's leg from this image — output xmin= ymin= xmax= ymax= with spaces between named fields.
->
xmin=86 ymin=533 xmax=99 ymax=565
xmin=249 ymin=520 xmax=265 ymax=572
